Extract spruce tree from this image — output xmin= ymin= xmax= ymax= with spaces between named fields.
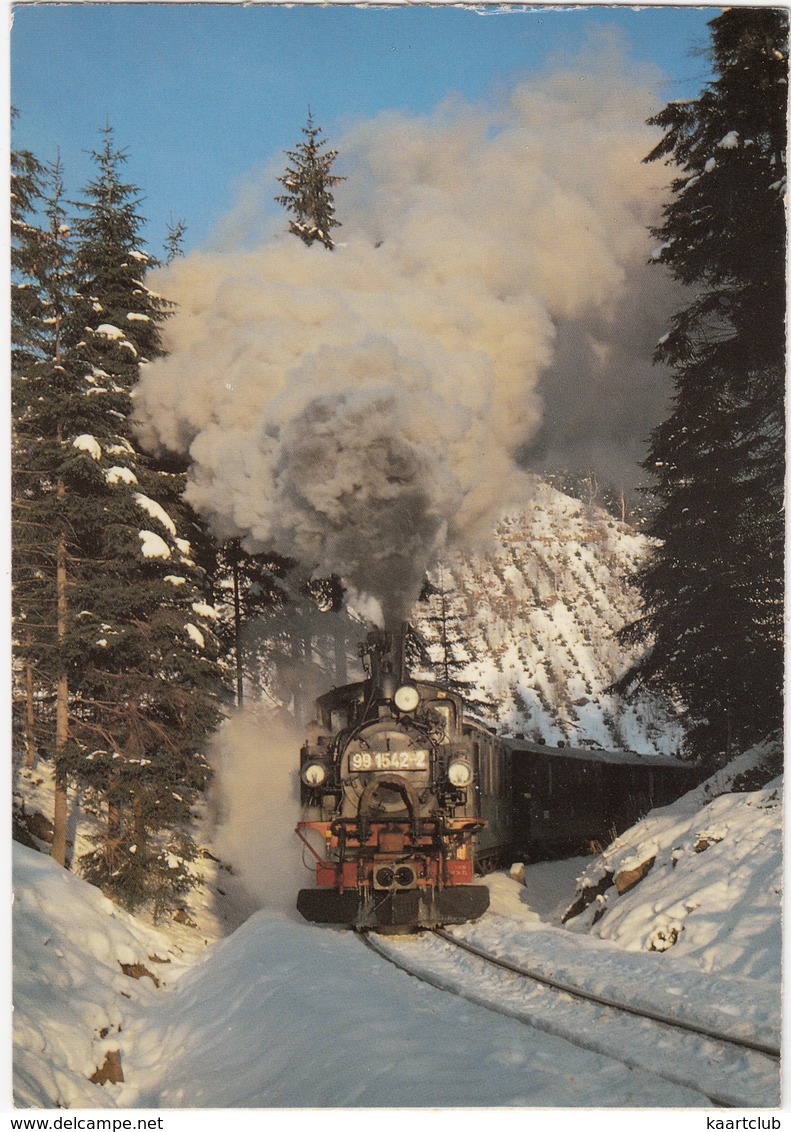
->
xmin=164 ymin=216 xmax=187 ymax=264
xmin=416 ymin=564 xmax=493 ymax=717
xmin=61 ymin=126 xmax=227 ymax=913
xmin=11 ymin=115 xmax=46 ymax=378
xmin=11 ymin=126 xmax=47 ymax=775
xmin=209 ymin=540 xmax=290 ymax=706
xmin=620 ymin=9 xmax=787 ymax=763
xmin=12 ymin=124 xmax=228 ymax=912
xmin=275 ymin=113 xmax=344 ymax=249
xmin=12 ymin=150 xmax=81 ymax=863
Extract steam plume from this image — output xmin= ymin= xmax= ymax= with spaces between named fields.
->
xmin=210 ymin=708 xmax=304 ymax=915
xmin=133 ymin=35 xmax=672 ymax=627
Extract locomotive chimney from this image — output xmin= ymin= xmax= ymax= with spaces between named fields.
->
xmin=364 ymin=623 xmax=410 ymax=707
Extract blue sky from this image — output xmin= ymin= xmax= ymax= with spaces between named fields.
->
xmin=11 ymin=3 xmax=719 ymax=254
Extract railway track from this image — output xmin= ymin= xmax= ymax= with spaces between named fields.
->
xmin=359 ymin=927 xmax=780 ymax=1108
xmin=433 ymin=928 xmax=781 ymax=1058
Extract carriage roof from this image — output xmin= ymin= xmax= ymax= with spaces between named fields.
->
xmin=503 ymin=737 xmax=690 ymax=770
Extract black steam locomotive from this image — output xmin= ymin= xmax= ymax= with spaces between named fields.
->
xmin=295 ymin=628 xmax=695 ymax=931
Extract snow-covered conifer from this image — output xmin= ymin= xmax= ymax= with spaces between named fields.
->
xmin=12 ymin=124 xmax=228 ymax=914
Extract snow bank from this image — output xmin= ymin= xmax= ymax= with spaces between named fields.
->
xmin=562 ymin=740 xmax=782 ymax=982
xmin=14 ymin=843 xmax=712 ymax=1109
xmin=117 ymin=913 xmax=709 ymax=1109
xmin=13 ymin=844 xmax=189 ymax=1108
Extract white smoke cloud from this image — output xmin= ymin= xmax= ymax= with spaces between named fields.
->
xmin=133 ymin=36 xmax=671 ymax=627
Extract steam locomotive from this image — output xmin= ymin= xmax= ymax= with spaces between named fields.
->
xmin=295 ymin=628 xmax=695 ymax=931
xmin=296 ymin=627 xmax=495 ymax=929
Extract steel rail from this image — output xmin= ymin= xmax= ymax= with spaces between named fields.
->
xmin=434 ymin=928 xmax=780 ymax=1060
xmin=358 ymin=929 xmax=775 ymax=1110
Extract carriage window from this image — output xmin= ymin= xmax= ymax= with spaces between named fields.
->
xmin=486 ymin=742 xmax=495 ymax=794
xmin=491 ymin=743 xmax=500 ymax=794
xmin=471 ymin=741 xmax=481 ymax=789
xmin=330 ymin=709 xmax=347 ymax=732
xmin=497 ymin=747 xmax=507 ymax=796
xmin=432 ymin=703 xmax=454 ymax=741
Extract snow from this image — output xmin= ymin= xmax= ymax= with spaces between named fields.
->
xmin=184 ymin=623 xmax=205 ymax=649
xmin=718 ymin=131 xmax=740 ymax=149
xmin=71 ymin=434 xmax=102 ymax=461
xmin=105 ymin=440 xmax=135 ymax=456
xmin=191 ymin=601 xmax=219 ymax=620
xmin=94 ymin=324 xmax=138 ymax=355
xmin=175 ymin=536 xmax=195 ymax=565
xmin=563 ymin=740 xmax=783 ymax=981
xmin=11 ymin=740 xmax=781 ymax=1113
xmin=10 ymin=845 xmax=713 ymax=1112
xmin=94 ymin=323 xmax=125 ymax=340
xmin=138 ymin=530 xmax=171 ymax=559
xmin=105 ymin=466 xmax=138 ymax=486
xmin=13 ymin=844 xmax=188 ymax=1109
xmin=133 ymin=493 xmax=177 ymax=536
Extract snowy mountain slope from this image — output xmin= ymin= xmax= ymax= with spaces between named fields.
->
xmin=414 ymin=478 xmax=684 ymax=754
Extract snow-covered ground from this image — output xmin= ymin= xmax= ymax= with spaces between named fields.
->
xmin=9 ymin=841 xmax=715 ymax=1111
xmin=11 ymin=741 xmax=782 ymax=1114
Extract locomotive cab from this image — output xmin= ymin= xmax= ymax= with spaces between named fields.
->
xmin=296 ymin=629 xmax=490 ymax=930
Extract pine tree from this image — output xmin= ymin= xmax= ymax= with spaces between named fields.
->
xmin=164 ymin=216 xmax=187 ymax=264
xmin=620 ymin=9 xmax=787 ymax=763
xmin=418 ymin=564 xmax=483 ymax=709
xmin=275 ymin=113 xmax=344 ymax=249
xmin=60 ymin=126 xmax=228 ymax=913
xmin=12 ymin=124 xmax=228 ymax=912
xmin=12 ymin=149 xmax=81 ymax=863
xmin=11 ymin=124 xmax=47 ymax=775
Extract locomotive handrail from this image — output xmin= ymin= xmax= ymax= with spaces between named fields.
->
xmin=294 ymin=823 xmax=325 ymax=864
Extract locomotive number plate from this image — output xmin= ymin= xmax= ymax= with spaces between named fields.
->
xmin=349 ymin=750 xmax=429 ymax=772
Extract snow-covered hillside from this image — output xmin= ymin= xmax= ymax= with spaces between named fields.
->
xmin=12 ymin=735 xmax=781 ymax=1108
xmin=414 ymin=479 xmax=683 ymax=753
xmin=560 ymin=737 xmax=783 ymax=976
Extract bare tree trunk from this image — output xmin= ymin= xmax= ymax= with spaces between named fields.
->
xmin=50 ymin=310 xmax=70 ymax=866
xmin=232 ymin=546 xmax=244 ymax=707
xmin=23 ymin=658 xmax=37 ymax=770
xmin=51 ymin=511 xmax=68 ymax=868
xmin=52 ymin=671 xmax=69 ymax=867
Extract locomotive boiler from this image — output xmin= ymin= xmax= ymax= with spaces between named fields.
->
xmin=295 ymin=627 xmax=491 ymax=930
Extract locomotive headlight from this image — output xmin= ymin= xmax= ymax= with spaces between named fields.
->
xmin=394 ymin=683 xmax=420 ymax=712
xmin=447 ymin=760 xmax=472 ymax=788
xmin=301 ymin=762 xmax=327 ymax=787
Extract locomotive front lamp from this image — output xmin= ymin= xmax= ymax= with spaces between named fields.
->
xmin=394 ymin=683 xmax=420 ymax=712
xmin=301 ymin=762 xmax=327 ymax=786
xmin=447 ymin=760 xmax=473 ymax=788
